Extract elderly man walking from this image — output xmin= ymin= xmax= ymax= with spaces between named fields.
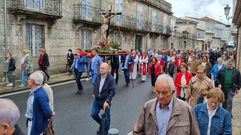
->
xmin=91 ymin=63 xmax=116 ymax=135
xmin=216 ymin=59 xmax=241 ymax=116
xmin=132 ymin=74 xmax=200 ymax=135
xmin=25 ymin=71 xmax=54 ymax=135
xmin=0 ymin=99 xmax=25 ymax=135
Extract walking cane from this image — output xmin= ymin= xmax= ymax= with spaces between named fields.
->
xmin=100 ymin=108 xmax=107 ymax=135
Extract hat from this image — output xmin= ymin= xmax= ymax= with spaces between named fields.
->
xmin=29 ymin=72 xmax=44 ymax=85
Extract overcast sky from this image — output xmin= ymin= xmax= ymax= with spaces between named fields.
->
xmin=166 ymin=0 xmax=233 ymax=24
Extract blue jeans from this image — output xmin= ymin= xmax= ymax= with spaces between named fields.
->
xmin=123 ymin=69 xmax=130 ymax=85
xmin=91 ymin=99 xmax=110 ymax=135
xmin=223 ymin=88 xmax=235 ymax=116
xmin=91 ymin=72 xmax=98 ymax=87
xmin=74 ymin=69 xmax=83 ymax=91
xmin=21 ymin=70 xmax=28 ymax=86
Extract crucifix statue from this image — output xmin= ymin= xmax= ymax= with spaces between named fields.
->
xmin=100 ymin=5 xmax=121 ymax=38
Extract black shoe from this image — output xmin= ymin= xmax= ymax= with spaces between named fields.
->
xmin=96 ymin=127 xmax=100 ymax=135
xmin=75 ymin=90 xmax=82 ymax=94
xmin=125 ymin=83 xmax=129 ymax=87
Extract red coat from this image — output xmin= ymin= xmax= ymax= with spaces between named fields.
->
xmin=148 ymin=63 xmax=162 ymax=76
xmin=175 ymin=57 xmax=185 ymax=68
xmin=158 ymin=60 xmax=165 ymax=69
xmin=174 ymin=72 xmax=193 ymax=97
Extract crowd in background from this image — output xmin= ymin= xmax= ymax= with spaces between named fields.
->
xmin=1 ymin=46 xmax=240 ymax=135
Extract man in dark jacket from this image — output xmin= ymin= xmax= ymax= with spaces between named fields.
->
xmin=0 ymin=99 xmax=25 ymax=135
xmin=91 ymin=62 xmax=116 ymax=135
xmin=67 ymin=49 xmax=74 ymax=75
xmin=38 ymin=48 xmax=50 ymax=80
xmin=110 ymin=52 xmax=120 ymax=84
xmin=216 ymin=59 xmax=241 ymax=116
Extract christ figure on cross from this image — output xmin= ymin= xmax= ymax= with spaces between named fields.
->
xmin=100 ymin=7 xmax=121 ymax=38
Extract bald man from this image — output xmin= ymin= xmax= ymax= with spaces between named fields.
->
xmin=91 ymin=62 xmax=116 ymax=135
xmin=0 ymin=99 xmax=25 ymax=135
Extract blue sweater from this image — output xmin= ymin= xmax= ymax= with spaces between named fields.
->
xmin=194 ymin=103 xmax=232 ymax=135
xmin=31 ymin=87 xmax=53 ymax=135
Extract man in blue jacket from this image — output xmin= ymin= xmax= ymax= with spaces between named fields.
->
xmin=90 ymin=49 xmax=103 ymax=87
xmin=72 ymin=48 xmax=86 ymax=94
xmin=91 ymin=62 xmax=116 ymax=135
xmin=121 ymin=49 xmax=134 ymax=87
xmin=25 ymin=71 xmax=54 ymax=135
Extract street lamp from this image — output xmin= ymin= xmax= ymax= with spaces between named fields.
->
xmin=224 ymin=4 xmax=232 ymax=21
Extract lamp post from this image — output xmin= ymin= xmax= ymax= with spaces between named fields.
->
xmin=224 ymin=4 xmax=232 ymax=22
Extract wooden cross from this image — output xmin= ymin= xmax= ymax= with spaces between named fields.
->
xmin=100 ymin=5 xmax=122 ymax=38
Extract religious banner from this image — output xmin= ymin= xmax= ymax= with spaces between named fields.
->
xmin=115 ymin=0 xmax=123 ymax=25
xmin=151 ymin=11 xmax=157 ymax=32
xmin=136 ymin=5 xmax=144 ymax=29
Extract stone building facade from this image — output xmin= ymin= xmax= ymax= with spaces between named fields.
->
xmin=168 ymin=16 xmax=232 ymax=51
xmin=0 ymin=0 xmax=172 ymax=78
xmin=233 ymin=0 xmax=241 ymax=70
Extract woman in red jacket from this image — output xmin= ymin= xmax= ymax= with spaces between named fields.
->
xmin=174 ymin=63 xmax=192 ymax=101
xmin=148 ymin=57 xmax=161 ymax=91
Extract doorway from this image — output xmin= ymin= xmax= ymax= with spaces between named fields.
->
xmin=135 ymin=35 xmax=142 ymax=51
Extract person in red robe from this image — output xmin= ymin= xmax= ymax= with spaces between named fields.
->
xmin=139 ymin=52 xmax=148 ymax=81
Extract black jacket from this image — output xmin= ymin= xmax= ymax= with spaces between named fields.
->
xmin=216 ymin=67 xmax=241 ymax=90
xmin=38 ymin=53 xmax=49 ymax=67
xmin=111 ymin=55 xmax=119 ymax=69
xmin=8 ymin=57 xmax=16 ymax=72
xmin=93 ymin=73 xmax=116 ymax=103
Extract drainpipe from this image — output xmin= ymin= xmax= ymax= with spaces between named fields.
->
xmin=3 ymin=0 xmax=8 ymax=56
xmin=3 ymin=0 xmax=8 ymax=82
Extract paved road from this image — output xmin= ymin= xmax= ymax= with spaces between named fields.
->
xmin=1 ymin=76 xmax=154 ymax=135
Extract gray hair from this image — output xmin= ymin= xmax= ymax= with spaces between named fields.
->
xmin=217 ymin=57 xmax=223 ymax=62
xmin=155 ymin=74 xmax=176 ymax=92
xmin=227 ymin=59 xmax=234 ymax=63
xmin=0 ymin=99 xmax=20 ymax=127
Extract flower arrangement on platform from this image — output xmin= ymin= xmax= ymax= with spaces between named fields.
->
xmin=95 ymin=37 xmax=122 ymax=53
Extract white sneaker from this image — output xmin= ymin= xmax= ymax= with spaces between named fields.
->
xmin=7 ymin=83 xmax=13 ymax=87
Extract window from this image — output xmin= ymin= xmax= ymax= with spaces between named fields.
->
xmin=171 ymin=43 xmax=173 ymax=50
xmin=27 ymin=0 xmax=45 ymax=10
xmin=81 ymin=0 xmax=92 ymax=21
xmin=26 ymin=24 xmax=45 ymax=56
xmin=81 ymin=30 xmax=92 ymax=50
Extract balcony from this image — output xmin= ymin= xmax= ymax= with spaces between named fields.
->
xmin=73 ymin=4 xmax=102 ymax=26
xmin=8 ymin=0 xmax=62 ymax=19
xmin=162 ymin=26 xmax=171 ymax=37
xmin=110 ymin=15 xmax=149 ymax=33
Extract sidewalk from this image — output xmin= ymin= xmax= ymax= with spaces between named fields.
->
xmin=0 ymin=72 xmax=76 ymax=94
xmin=232 ymin=90 xmax=241 ymax=135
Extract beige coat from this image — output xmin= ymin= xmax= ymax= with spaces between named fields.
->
xmin=187 ymin=76 xmax=214 ymax=108
xmin=132 ymin=97 xmax=200 ymax=135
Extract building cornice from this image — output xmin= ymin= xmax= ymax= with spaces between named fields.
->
xmin=141 ymin=0 xmax=172 ymax=15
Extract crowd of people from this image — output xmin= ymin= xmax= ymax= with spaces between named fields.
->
xmin=0 ymin=47 xmax=240 ymax=135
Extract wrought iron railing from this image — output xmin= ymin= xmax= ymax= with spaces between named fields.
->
xmin=73 ymin=4 xmax=102 ymax=24
xmin=9 ymin=0 xmax=62 ymax=18
xmin=162 ymin=26 xmax=171 ymax=35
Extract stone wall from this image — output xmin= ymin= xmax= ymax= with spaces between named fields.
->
xmin=0 ymin=0 xmax=172 ymax=79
